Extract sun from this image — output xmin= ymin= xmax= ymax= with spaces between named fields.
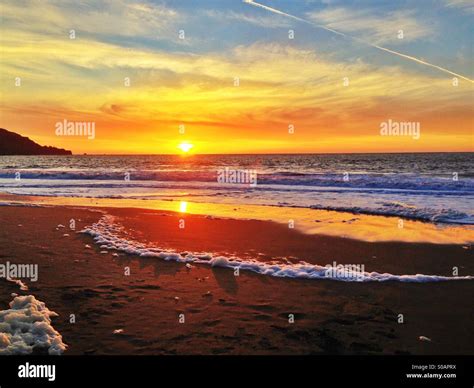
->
xmin=178 ymin=142 xmax=193 ymax=153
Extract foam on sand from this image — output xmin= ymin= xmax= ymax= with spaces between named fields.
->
xmin=7 ymin=278 xmax=29 ymax=291
xmin=0 ymin=295 xmax=67 ymax=355
xmin=81 ymin=215 xmax=474 ymax=283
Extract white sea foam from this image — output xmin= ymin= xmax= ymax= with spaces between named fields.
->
xmin=81 ymin=215 xmax=473 ymax=283
xmin=0 ymin=295 xmax=67 ymax=355
xmin=7 ymin=278 xmax=29 ymax=291
xmin=2 ymin=166 xmax=474 ymax=225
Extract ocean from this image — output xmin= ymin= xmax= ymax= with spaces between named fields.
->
xmin=0 ymin=152 xmax=473 ymax=224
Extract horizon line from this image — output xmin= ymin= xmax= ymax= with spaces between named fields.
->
xmin=55 ymin=150 xmax=474 ymax=156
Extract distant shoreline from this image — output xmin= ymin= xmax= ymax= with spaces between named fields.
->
xmin=0 ymin=128 xmax=71 ymax=156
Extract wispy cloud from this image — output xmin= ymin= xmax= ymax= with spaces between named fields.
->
xmin=443 ymin=0 xmax=474 ymax=14
xmin=306 ymin=7 xmax=434 ymax=45
xmin=204 ymin=10 xmax=291 ymax=28
xmin=2 ymin=33 xmax=470 ymax=134
xmin=1 ymin=0 xmax=181 ymax=39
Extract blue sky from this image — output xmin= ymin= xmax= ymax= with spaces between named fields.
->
xmin=152 ymin=0 xmax=474 ymax=78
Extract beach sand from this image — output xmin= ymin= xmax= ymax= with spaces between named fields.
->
xmin=0 ymin=204 xmax=473 ymax=355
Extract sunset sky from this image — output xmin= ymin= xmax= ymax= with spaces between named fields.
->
xmin=0 ymin=0 xmax=473 ymax=154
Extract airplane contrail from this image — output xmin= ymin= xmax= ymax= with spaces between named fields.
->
xmin=243 ymin=0 xmax=473 ymax=83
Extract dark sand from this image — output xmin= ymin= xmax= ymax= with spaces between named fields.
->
xmin=0 ymin=205 xmax=473 ymax=355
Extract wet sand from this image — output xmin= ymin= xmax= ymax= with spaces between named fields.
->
xmin=0 ymin=205 xmax=473 ymax=355
xmin=1 ymin=192 xmax=473 ymax=244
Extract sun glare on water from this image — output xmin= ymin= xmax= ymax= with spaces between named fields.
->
xmin=179 ymin=201 xmax=188 ymax=213
xmin=178 ymin=142 xmax=193 ymax=153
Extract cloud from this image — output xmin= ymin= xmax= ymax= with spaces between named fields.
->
xmin=204 ymin=10 xmax=291 ymax=28
xmin=0 ymin=0 xmax=181 ymax=39
xmin=100 ymin=103 xmax=129 ymax=116
xmin=2 ymin=35 xmax=471 ymax=126
xmin=443 ymin=0 xmax=474 ymax=14
xmin=306 ymin=7 xmax=434 ymax=44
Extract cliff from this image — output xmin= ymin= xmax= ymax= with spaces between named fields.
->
xmin=0 ymin=128 xmax=72 ymax=155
